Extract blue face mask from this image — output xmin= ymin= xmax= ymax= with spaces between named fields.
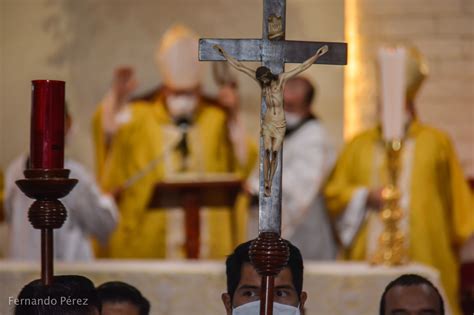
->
xmin=232 ymin=300 xmax=300 ymax=315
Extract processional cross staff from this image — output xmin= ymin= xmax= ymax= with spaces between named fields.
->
xmin=199 ymin=1 xmax=347 ymax=314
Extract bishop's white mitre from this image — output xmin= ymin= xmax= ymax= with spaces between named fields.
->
xmin=155 ymin=24 xmax=202 ymax=90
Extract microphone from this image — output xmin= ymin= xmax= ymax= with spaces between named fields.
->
xmin=174 ymin=116 xmax=192 ymax=169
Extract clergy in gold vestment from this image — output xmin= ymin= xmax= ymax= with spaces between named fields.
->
xmin=93 ymin=25 xmax=256 ymax=259
xmin=323 ymin=46 xmax=474 ymax=315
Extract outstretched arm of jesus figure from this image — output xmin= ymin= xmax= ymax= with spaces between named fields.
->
xmin=213 ymin=45 xmax=257 ymax=83
xmin=280 ymin=45 xmax=329 ymax=84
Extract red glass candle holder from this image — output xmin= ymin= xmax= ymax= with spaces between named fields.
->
xmin=30 ymin=80 xmax=65 ymax=169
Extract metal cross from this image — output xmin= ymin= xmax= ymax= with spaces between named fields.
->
xmin=200 ymin=0 xmax=347 ymax=234
xmin=199 ymin=1 xmax=346 ymax=313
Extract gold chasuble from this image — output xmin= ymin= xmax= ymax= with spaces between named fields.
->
xmin=324 ymin=121 xmax=474 ymax=315
xmin=93 ymin=94 xmax=256 ymax=259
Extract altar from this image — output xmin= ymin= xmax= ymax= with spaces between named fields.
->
xmin=0 ymin=260 xmax=451 ymax=315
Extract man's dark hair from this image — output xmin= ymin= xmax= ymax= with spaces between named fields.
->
xmin=379 ymin=274 xmax=444 ymax=315
xmin=256 ymin=66 xmax=278 ymax=85
xmin=286 ymin=76 xmax=316 ymax=107
xmin=225 ymin=239 xmax=304 ymax=299
xmin=97 ymin=281 xmax=150 ymax=315
xmin=14 ymin=275 xmax=101 ymax=315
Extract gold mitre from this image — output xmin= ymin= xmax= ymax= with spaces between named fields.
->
xmin=155 ymin=24 xmax=202 ymax=90
xmin=405 ymin=45 xmax=429 ymax=101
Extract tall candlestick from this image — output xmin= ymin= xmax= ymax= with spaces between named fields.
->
xmin=30 ymin=80 xmax=65 ymax=169
xmin=378 ymin=47 xmax=407 ymax=141
xmin=17 ymin=80 xmax=77 ymax=286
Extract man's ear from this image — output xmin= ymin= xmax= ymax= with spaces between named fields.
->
xmin=299 ymin=291 xmax=308 ymax=309
xmin=222 ymin=293 xmax=233 ymax=315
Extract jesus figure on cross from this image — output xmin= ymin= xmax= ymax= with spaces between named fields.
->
xmin=214 ymin=44 xmax=328 ymax=196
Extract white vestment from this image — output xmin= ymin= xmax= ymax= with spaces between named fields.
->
xmin=249 ymin=118 xmax=337 ymax=259
xmin=4 ymin=155 xmax=118 ymax=262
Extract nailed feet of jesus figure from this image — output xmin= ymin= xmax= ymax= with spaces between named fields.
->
xmin=214 ymin=44 xmax=328 ymax=196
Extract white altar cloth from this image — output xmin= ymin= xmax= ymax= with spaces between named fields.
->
xmin=0 ymin=260 xmax=450 ymax=315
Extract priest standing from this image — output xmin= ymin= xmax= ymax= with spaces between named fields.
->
xmin=93 ymin=25 xmax=256 ymax=259
xmin=323 ymin=45 xmax=474 ymax=315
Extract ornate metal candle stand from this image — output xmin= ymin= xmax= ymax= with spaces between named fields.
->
xmin=371 ymin=140 xmax=407 ymax=266
xmin=16 ymin=169 xmax=77 ymax=285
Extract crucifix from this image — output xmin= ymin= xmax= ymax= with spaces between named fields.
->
xmin=199 ymin=1 xmax=347 ymax=314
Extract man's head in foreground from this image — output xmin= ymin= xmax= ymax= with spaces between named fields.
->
xmin=97 ymin=281 xmax=150 ymax=315
xmin=380 ymin=274 xmax=444 ymax=315
xmin=14 ymin=275 xmax=101 ymax=315
xmin=222 ymin=240 xmax=307 ymax=314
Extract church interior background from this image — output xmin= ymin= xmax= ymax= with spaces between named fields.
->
xmin=0 ymin=0 xmax=472 ymax=314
